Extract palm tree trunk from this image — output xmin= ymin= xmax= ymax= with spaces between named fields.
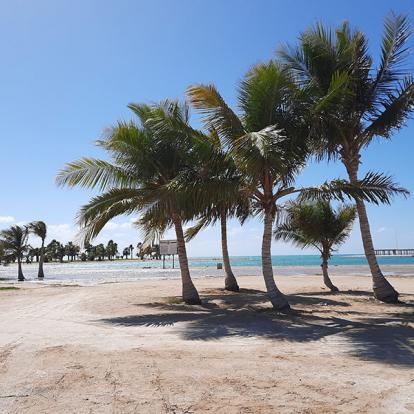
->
xmin=38 ymin=240 xmax=45 ymax=279
xmin=347 ymin=163 xmax=398 ymax=303
xmin=220 ymin=211 xmax=239 ymax=292
xmin=321 ymin=250 xmax=338 ymax=292
xmin=262 ymin=209 xmax=290 ymax=310
xmin=172 ymin=213 xmax=201 ymax=305
xmin=17 ymin=256 xmax=25 ymax=281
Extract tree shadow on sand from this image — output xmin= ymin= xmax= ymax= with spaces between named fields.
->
xmin=99 ymin=288 xmax=414 ymax=367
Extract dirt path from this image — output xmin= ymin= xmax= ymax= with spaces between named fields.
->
xmin=0 ymin=275 xmax=413 ymax=413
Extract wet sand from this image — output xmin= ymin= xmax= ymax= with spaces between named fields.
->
xmin=0 ymin=273 xmax=413 ymax=413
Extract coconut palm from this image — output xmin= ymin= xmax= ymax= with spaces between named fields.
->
xmin=0 ymin=225 xmax=29 ymax=281
xmin=279 ymin=14 xmax=413 ymax=302
xmin=275 ymin=201 xmax=356 ymax=292
xmin=56 ymin=100 xmax=213 ymax=305
xmin=188 ymin=60 xmax=408 ymax=310
xmin=28 ymin=221 xmax=47 ymax=279
xmin=184 ymin=130 xmax=249 ymax=292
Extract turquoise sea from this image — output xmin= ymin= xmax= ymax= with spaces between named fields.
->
xmin=187 ymin=254 xmax=414 ymax=268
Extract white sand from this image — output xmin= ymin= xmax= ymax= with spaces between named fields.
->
xmin=0 ymin=271 xmax=413 ymax=413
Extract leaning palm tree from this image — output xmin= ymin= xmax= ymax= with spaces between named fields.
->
xmin=185 ymin=130 xmax=249 ymax=292
xmin=188 ymin=60 xmax=408 ymax=310
xmin=279 ymin=14 xmax=413 ymax=302
xmin=28 ymin=221 xmax=47 ymax=279
xmin=56 ymin=100 xmax=212 ymax=305
xmin=275 ymin=201 xmax=356 ymax=292
xmin=0 ymin=225 xmax=29 ymax=281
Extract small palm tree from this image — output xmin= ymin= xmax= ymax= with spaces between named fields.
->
xmin=275 ymin=201 xmax=356 ymax=292
xmin=279 ymin=14 xmax=413 ymax=302
xmin=0 ymin=225 xmax=29 ymax=281
xmin=28 ymin=221 xmax=47 ymax=279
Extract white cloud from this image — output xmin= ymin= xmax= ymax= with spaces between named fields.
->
xmin=47 ymin=224 xmax=78 ymax=244
xmin=377 ymin=226 xmax=387 ymax=233
xmin=0 ymin=216 xmax=15 ymax=224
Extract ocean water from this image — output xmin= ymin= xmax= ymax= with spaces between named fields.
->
xmin=0 ymin=254 xmax=413 ymax=284
xmin=189 ymin=254 xmax=414 ymax=267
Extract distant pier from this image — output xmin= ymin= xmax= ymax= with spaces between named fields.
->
xmin=374 ymin=249 xmax=414 ymax=256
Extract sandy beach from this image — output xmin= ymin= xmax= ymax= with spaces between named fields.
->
xmin=0 ymin=270 xmax=413 ymax=413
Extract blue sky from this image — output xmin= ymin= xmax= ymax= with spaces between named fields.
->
xmin=1 ymin=0 xmax=413 ymax=256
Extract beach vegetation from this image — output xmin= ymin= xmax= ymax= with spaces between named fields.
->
xmin=279 ymin=13 xmax=413 ymax=302
xmin=28 ymin=221 xmax=47 ymax=279
xmin=275 ymin=201 xmax=356 ymax=291
xmin=0 ymin=225 xmax=29 ymax=281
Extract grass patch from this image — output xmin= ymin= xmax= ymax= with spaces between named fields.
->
xmin=165 ymin=296 xmax=185 ymax=305
xmin=0 ymin=286 xmax=19 ymax=291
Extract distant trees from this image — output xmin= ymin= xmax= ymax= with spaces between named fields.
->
xmin=106 ymin=240 xmax=118 ymax=260
xmin=122 ymin=247 xmax=130 ymax=259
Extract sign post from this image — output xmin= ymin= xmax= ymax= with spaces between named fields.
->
xmin=159 ymin=240 xmax=178 ymax=269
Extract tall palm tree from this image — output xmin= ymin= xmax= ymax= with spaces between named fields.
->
xmin=188 ymin=60 xmax=408 ymax=310
xmin=185 ymin=131 xmax=249 ymax=292
xmin=28 ymin=221 xmax=47 ymax=279
xmin=279 ymin=14 xmax=413 ymax=302
xmin=56 ymin=101 xmax=211 ymax=305
xmin=275 ymin=201 xmax=356 ymax=292
xmin=0 ymin=225 xmax=29 ymax=281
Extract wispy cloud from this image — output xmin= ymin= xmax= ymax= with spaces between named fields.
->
xmin=377 ymin=226 xmax=387 ymax=233
xmin=0 ymin=216 xmax=15 ymax=224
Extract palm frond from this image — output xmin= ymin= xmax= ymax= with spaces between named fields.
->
xmin=56 ymin=158 xmax=134 ymax=191
xmin=297 ymin=172 xmax=409 ymax=205
xmin=187 ymin=84 xmax=245 ymax=142
xmin=363 ymin=77 xmax=414 ymax=143
xmin=373 ymin=13 xmax=412 ymax=101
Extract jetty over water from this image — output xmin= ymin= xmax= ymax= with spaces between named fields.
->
xmin=374 ymin=249 xmax=414 ymax=256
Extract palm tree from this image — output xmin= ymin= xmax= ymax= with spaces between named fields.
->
xmin=185 ymin=131 xmax=249 ymax=292
xmin=188 ymin=60 xmax=407 ymax=310
xmin=279 ymin=14 xmax=413 ymax=302
xmin=129 ymin=244 xmax=134 ymax=260
xmin=56 ymin=101 xmax=211 ymax=305
xmin=0 ymin=225 xmax=29 ymax=281
xmin=275 ymin=201 xmax=356 ymax=292
xmin=28 ymin=221 xmax=47 ymax=279
xmin=123 ymin=247 xmax=130 ymax=259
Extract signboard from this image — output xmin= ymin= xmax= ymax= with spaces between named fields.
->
xmin=160 ymin=240 xmax=178 ymax=255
